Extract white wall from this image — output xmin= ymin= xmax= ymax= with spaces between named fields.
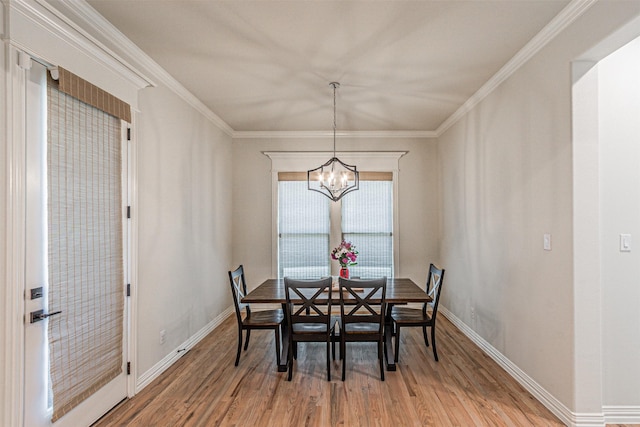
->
xmin=438 ymin=1 xmax=640 ymax=417
xmin=231 ymin=137 xmax=439 ymax=289
xmin=597 ymin=37 xmax=640 ymax=407
xmin=135 ymin=83 xmax=233 ymax=374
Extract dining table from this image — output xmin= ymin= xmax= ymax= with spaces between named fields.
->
xmin=242 ymin=277 xmax=432 ymax=372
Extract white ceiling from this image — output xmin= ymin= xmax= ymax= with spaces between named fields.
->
xmin=84 ymin=0 xmax=571 ymax=134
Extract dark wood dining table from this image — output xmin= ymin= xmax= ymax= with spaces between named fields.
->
xmin=242 ymin=277 xmax=432 ymax=372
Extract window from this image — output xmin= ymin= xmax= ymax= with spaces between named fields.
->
xmin=277 ymin=172 xmax=393 ymax=279
xmin=278 ymin=178 xmax=330 ymax=278
xmin=342 ymin=179 xmax=394 ymax=278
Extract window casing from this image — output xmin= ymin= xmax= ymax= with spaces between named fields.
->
xmin=267 ymin=151 xmax=405 ymax=279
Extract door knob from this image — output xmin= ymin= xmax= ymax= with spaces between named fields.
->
xmin=30 ymin=309 xmax=62 ymax=324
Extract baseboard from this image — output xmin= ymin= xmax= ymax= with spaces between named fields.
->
xmin=440 ymin=307 xmax=577 ymax=426
xmin=571 ymin=413 xmax=606 ymax=427
xmin=135 ymin=306 xmax=234 ymax=393
xmin=603 ymin=405 xmax=640 ymax=424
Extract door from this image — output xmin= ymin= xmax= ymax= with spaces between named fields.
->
xmin=23 ymin=60 xmax=128 ymax=427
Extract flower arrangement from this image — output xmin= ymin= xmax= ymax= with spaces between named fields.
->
xmin=331 ymin=240 xmax=358 ymax=267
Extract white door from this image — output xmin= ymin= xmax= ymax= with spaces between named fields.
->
xmin=23 ymin=60 xmax=128 ymax=427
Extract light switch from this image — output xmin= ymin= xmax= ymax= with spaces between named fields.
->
xmin=543 ymin=234 xmax=552 ymax=251
xmin=620 ymin=234 xmax=632 ymax=252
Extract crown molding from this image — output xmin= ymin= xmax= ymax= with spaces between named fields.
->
xmin=55 ymin=0 xmax=234 ymax=137
xmin=263 ymin=151 xmax=407 ymax=173
xmin=31 ymin=0 xmax=596 ymax=140
xmin=435 ymin=0 xmax=598 ymax=137
xmin=263 ymin=151 xmax=407 ymax=159
xmin=233 ymin=130 xmax=437 ymax=139
xmin=9 ymin=0 xmax=154 ymax=92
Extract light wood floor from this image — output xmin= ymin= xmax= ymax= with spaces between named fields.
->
xmin=93 ymin=315 xmax=622 ymax=427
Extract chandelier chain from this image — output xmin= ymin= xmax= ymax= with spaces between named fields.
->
xmin=332 ymin=82 xmax=337 ymax=156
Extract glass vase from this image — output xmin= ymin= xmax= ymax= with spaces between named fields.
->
xmin=339 ymin=267 xmax=349 ymax=279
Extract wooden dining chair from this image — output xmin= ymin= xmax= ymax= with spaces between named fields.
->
xmin=338 ymin=277 xmax=387 ymax=381
xmin=228 ymin=265 xmax=284 ymax=367
xmin=391 ymin=264 xmax=445 ymax=362
xmin=284 ymin=277 xmax=337 ymax=381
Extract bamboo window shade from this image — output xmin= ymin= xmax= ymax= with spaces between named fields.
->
xmin=47 ymin=68 xmax=125 ymax=422
xmin=52 ymin=66 xmax=131 ymax=122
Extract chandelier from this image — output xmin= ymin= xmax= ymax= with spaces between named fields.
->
xmin=307 ymin=82 xmax=359 ymax=201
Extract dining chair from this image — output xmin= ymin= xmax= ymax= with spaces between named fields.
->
xmin=228 ymin=265 xmax=284 ymax=367
xmin=284 ymin=277 xmax=337 ymax=381
xmin=391 ymin=264 xmax=445 ymax=362
xmin=338 ymin=277 xmax=387 ymax=381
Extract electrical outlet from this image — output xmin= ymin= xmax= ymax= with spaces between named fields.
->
xmin=160 ymin=329 xmax=166 ymax=345
xmin=470 ymin=306 xmax=475 ymax=322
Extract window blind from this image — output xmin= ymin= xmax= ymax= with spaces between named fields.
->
xmin=342 ymin=180 xmax=394 ymax=278
xmin=47 ymin=72 xmax=124 ymax=422
xmin=278 ymin=180 xmax=330 ymax=278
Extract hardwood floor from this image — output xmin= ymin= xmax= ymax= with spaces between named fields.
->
xmin=94 ymin=315 xmax=577 ymax=426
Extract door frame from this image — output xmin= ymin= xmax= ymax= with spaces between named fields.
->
xmin=4 ymin=45 xmax=30 ymax=427
xmin=2 ymin=47 xmax=139 ymax=427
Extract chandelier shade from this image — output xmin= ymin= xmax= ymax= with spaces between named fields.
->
xmin=307 ymin=156 xmax=359 ymax=201
xmin=307 ymin=82 xmax=359 ymax=201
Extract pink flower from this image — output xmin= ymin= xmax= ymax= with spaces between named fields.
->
xmin=331 ymin=240 xmax=358 ymax=267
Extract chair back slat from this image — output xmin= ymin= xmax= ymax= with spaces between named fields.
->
xmin=228 ymin=266 xmax=250 ymax=321
xmin=423 ymin=264 xmax=445 ymax=318
xmin=339 ymin=277 xmax=387 ymax=332
xmin=285 ymin=278 xmax=333 ymax=328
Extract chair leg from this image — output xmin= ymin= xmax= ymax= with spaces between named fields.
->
xmin=274 ymin=326 xmax=281 ymax=367
xmin=288 ymin=338 xmax=294 ymax=381
xmin=235 ymin=328 xmax=243 ymax=366
xmin=326 ymin=340 xmax=331 ymax=381
xmin=394 ymin=326 xmax=401 ymax=363
xmin=431 ymin=325 xmax=439 ymax=362
xmin=379 ymin=339 xmax=385 ymax=381
xmin=422 ymin=325 xmax=429 ymax=347
xmin=341 ymin=340 xmax=346 ymax=381
xmin=244 ymin=329 xmax=251 ymax=350
xmin=383 ymin=332 xmax=388 ymax=363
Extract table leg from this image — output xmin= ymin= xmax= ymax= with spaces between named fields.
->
xmin=278 ymin=303 xmax=289 ymax=372
xmin=384 ymin=304 xmax=397 ymax=371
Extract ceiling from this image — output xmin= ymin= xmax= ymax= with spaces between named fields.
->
xmin=84 ymin=0 xmax=571 ymax=134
